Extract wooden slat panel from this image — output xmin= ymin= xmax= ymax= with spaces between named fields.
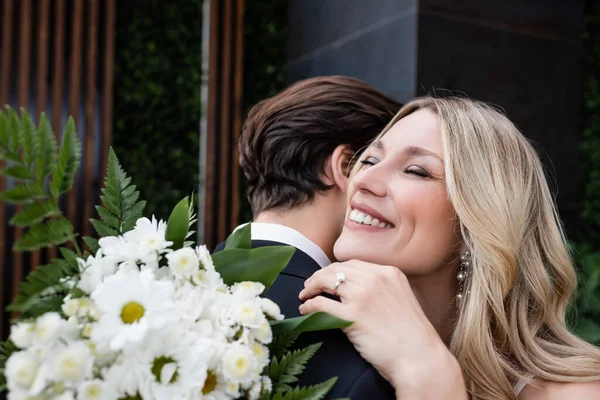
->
xmin=82 ymin=0 xmax=99 ymax=239
xmin=48 ymin=0 xmax=67 ymax=262
xmin=218 ymin=0 xmax=234 ymax=241
xmin=100 ymin=0 xmax=116 ymax=186
xmin=66 ymin=0 xmax=84 ymax=233
xmin=0 ymin=0 xmax=14 ymax=341
xmin=230 ymin=0 xmax=246 ymax=232
xmin=32 ymin=0 xmax=52 ymax=270
xmin=12 ymin=0 xmax=33 ymax=306
xmin=205 ymin=0 xmax=221 ymax=249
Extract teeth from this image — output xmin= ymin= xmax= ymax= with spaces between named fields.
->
xmin=349 ymin=209 xmax=392 ymax=228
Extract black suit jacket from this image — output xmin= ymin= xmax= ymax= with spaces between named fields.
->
xmin=214 ymin=239 xmax=395 ymax=399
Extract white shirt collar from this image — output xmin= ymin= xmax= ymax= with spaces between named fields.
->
xmin=235 ymin=222 xmax=331 ymax=268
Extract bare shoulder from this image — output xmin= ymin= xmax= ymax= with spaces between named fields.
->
xmin=520 ymin=380 xmax=600 ymax=400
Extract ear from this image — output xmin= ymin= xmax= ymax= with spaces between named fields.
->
xmin=322 ymin=145 xmax=354 ymax=192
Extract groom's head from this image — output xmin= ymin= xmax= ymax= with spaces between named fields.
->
xmin=239 ymin=76 xmax=400 ymax=220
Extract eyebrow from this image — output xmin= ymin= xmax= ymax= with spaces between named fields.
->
xmin=372 ymin=140 xmax=443 ymax=163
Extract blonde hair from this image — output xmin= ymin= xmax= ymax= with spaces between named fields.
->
xmin=362 ymin=96 xmax=600 ymax=399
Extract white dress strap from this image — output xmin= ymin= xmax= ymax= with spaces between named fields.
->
xmin=514 ymin=374 xmax=534 ymax=396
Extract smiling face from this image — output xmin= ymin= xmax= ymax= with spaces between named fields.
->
xmin=334 ymin=108 xmax=461 ymax=275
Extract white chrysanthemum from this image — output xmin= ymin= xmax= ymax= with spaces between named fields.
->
xmin=231 ymin=281 xmax=265 ymax=299
xmin=251 ymin=342 xmax=269 ymax=369
xmin=123 ymin=216 xmax=172 ymax=253
xmin=222 ymin=344 xmax=257 ymax=383
xmin=62 ymin=297 xmax=80 ymax=317
xmin=166 ymin=247 xmax=199 ymax=278
xmin=196 ymin=245 xmax=215 ymax=269
xmin=91 ymin=269 xmax=177 ymax=351
xmin=9 ymin=322 xmax=35 ymax=349
xmin=251 ymin=319 xmax=273 ymax=344
xmin=50 ymin=341 xmax=93 ymax=384
xmin=97 ymin=236 xmax=156 ymax=269
xmin=78 ymin=379 xmax=115 ymax=400
xmin=5 ymin=351 xmax=39 ymax=391
xmin=262 ymin=376 xmax=273 ymax=393
xmin=34 ymin=312 xmax=66 ymax=344
xmin=259 ymin=298 xmax=283 ymax=320
xmin=248 ymin=380 xmax=262 ymax=400
xmin=102 ymin=356 xmax=152 ymax=399
xmin=192 ymin=267 xmax=224 ymax=291
xmin=77 ymin=252 xmax=118 ymax=294
xmin=233 ymin=301 xmax=265 ymax=329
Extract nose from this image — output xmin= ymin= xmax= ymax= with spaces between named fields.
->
xmin=352 ymin=163 xmax=387 ymax=198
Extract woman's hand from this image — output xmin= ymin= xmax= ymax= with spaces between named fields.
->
xmin=298 ymin=260 xmax=468 ymax=399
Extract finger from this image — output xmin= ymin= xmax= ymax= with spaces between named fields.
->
xmin=298 ymin=295 xmax=353 ymax=321
xmin=299 ymin=268 xmax=357 ymax=300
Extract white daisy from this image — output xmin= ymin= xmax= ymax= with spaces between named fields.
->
xmin=233 ymin=300 xmax=265 ymax=329
xmin=78 ymin=379 xmax=115 ymax=400
xmin=221 ymin=343 xmax=258 ymax=384
xmin=77 ymin=252 xmax=118 ymax=294
xmin=260 ymin=298 xmax=284 ymax=320
xmin=90 ymin=269 xmax=177 ymax=351
xmin=251 ymin=319 xmax=273 ymax=344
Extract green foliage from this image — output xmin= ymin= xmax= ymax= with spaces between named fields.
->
xmin=113 ymin=0 xmax=203 ymax=221
xmin=0 ymin=341 xmax=18 ymax=391
xmin=166 ymin=195 xmax=195 ymax=250
xmin=0 ymin=107 xmax=81 ymax=251
xmin=270 ymin=312 xmax=353 ymax=337
xmin=569 ymin=244 xmax=600 ymax=345
xmin=265 ymin=378 xmax=338 ymax=400
xmin=240 ymin=0 xmax=288 ymax=222
xmin=580 ymin=0 xmax=600 ymax=243
xmin=269 ymin=343 xmax=322 ymax=392
xmin=89 ymin=148 xmax=146 ymax=239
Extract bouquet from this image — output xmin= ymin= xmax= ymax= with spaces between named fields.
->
xmin=0 ymin=107 xmax=350 ymax=400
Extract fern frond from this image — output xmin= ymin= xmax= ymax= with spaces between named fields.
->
xmin=269 ymin=343 xmax=322 ymax=392
xmin=9 ymin=199 xmax=60 ymax=226
xmin=270 ymin=332 xmax=299 ymax=359
xmin=0 ymin=165 xmax=33 ymax=180
xmin=6 ymin=106 xmax=21 ymax=154
xmin=14 ymin=216 xmax=75 ymax=251
xmin=269 ymin=377 xmax=337 ymax=400
xmin=82 ymin=236 xmax=100 ymax=254
xmin=7 ymin=256 xmax=78 ymax=318
xmin=20 ymin=109 xmax=39 ymax=168
xmin=94 ymin=148 xmax=145 ymax=234
xmin=34 ymin=113 xmax=58 ymax=180
xmin=49 ymin=117 xmax=81 ymax=198
xmin=0 ymin=109 xmax=8 ymax=152
xmin=0 ymin=182 xmax=46 ymax=203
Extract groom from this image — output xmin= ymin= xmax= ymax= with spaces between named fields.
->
xmin=217 ymin=76 xmax=400 ymax=398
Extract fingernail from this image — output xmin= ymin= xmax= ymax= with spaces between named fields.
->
xmin=298 ymin=289 xmax=305 ymax=299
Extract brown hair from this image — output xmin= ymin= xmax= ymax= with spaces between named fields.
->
xmin=239 ymin=75 xmax=401 ymax=215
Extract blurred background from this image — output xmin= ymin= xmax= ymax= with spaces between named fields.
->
xmin=0 ymin=0 xmax=598 ymax=347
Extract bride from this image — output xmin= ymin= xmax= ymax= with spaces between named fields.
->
xmin=298 ymin=96 xmax=600 ymax=399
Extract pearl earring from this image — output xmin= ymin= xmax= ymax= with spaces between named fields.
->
xmin=457 ymin=250 xmax=471 ymax=304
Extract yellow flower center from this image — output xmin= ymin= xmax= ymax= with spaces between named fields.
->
xmin=235 ymin=358 xmax=248 ymax=370
xmin=202 ymin=371 xmax=217 ymax=394
xmin=85 ymin=384 xmax=101 ymax=398
xmin=121 ymin=302 xmax=145 ymax=324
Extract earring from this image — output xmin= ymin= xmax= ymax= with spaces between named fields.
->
xmin=457 ymin=250 xmax=471 ymax=304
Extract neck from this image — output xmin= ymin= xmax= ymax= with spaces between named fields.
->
xmin=253 ymin=199 xmax=341 ymax=262
xmin=407 ymin=264 xmax=459 ymax=344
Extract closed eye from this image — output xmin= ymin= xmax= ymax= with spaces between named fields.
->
xmin=404 ymin=165 xmax=430 ymax=178
xmin=360 ymin=156 xmax=379 ymax=167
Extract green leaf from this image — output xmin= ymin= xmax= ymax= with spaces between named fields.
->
xmin=270 ymin=312 xmax=353 ymax=337
xmin=0 ymin=109 xmax=8 ymax=150
xmin=225 ymin=223 xmax=252 ymax=250
xmin=20 ymin=108 xmax=39 ymax=167
xmin=95 ymin=205 xmax=120 ymax=230
xmin=270 ymin=332 xmax=300 ymax=359
xmin=0 ymin=182 xmax=46 ymax=203
xmin=212 ymin=246 xmax=295 ymax=288
xmin=7 ymin=106 xmax=21 ymax=153
xmin=14 ymin=216 xmax=75 ymax=251
xmin=34 ymin=113 xmax=58 ymax=180
xmin=270 ymin=377 xmax=338 ymax=400
xmin=9 ymin=199 xmax=60 ymax=226
xmin=90 ymin=218 xmax=120 ymax=238
xmin=166 ymin=196 xmax=190 ymax=250
xmin=0 ymin=164 xmax=33 ymax=180
xmin=270 ymin=343 xmax=322 ymax=391
xmin=7 ymin=257 xmax=78 ymax=318
xmin=58 ymin=117 xmax=81 ymax=193
xmin=82 ymin=236 xmax=100 ymax=253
